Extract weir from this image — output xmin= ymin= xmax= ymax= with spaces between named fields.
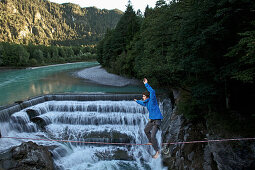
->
xmin=0 ymin=94 xmax=171 ymax=170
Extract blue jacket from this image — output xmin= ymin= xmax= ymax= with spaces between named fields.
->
xmin=136 ymin=83 xmax=163 ymax=120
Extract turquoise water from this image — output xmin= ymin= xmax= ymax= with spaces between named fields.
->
xmin=0 ymin=62 xmax=145 ymax=106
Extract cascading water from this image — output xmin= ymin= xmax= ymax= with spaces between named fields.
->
xmin=0 ymin=95 xmax=167 ymax=170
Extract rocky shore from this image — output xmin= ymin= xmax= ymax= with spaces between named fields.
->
xmin=161 ymin=89 xmax=255 ymax=170
xmin=0 ymin=141 xmax=54 ymax=170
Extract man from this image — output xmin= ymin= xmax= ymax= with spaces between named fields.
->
xmin=134 ymin=78 xmax=163 ymax=159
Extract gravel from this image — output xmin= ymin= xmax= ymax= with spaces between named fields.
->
xmin=76 ymin=66 xmax=140 ymax=87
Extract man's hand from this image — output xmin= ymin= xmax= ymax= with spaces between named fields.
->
xmin=143 ymin=78 xmax=148 ymax=84
xmin=134 ymin=99 xmax=137 ymax=101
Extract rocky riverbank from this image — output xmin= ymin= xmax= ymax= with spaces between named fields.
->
xmin=0 ymin=141 xmax=54 ymax=170
xmin=161 ymin=89 xmax=255 ymax=170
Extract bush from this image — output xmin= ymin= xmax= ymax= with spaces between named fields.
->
xmin=177 ymin=91 xmax=205 ymax=121
xmin=29 ymin=58 xmax=38 ymax=66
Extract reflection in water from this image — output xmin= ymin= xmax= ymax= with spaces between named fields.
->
xmin=0 ymin=62 xmax=98 ymax=106
xmin=33 ymin=71 xmax=84 ymax=94
xmin=0 ymin=62 xmax=146 ymax=106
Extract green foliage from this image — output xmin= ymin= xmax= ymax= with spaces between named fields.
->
xmin=223 ymin=21 xmax=255 ymax=83
xmin=58 ymin=48 xmax=67 ymax=58
xmin=0 ymin=42 xmax=97 ymax=67
xmin=1 ymin=43 xmax=29 ymax=66
xmin=33 ymin=49 xmax=44 ymax=63
xmin=96 ymin=3 xmax=141 ymax=76
xmin=97 ymin=0 xmax=255 ymax=121
xmin=0 ymin=44 xmax=3 ymax=65
xmin=206 ymin=110 xmax=255 ymax=137
xmin=29 ymin=58 xmax=38 ymax=66
xmin=177 ymin=94 xmax=202 ymax=121
xmin=156 ymin=0 xmax=166 ymax=8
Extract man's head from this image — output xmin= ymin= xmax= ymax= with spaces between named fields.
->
xmin=142 ymin=91 xmax=150 ymax=101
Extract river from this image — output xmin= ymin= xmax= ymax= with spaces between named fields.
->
xmin=0 ymin=62 xmax=145 ymax=107
xmin=0 ymin=62 xmax=168 ymax=169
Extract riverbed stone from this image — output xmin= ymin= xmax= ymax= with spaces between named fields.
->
xmin=31 ymin=117 xmax=47 ymax=130
xmin=26 ymin=109 xmax=40 ymax=120
xmin=0 ymin=141 xmax=54 ymax=170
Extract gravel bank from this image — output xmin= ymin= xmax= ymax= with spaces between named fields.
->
xmin=76 ymin=66 xmax=140 ymax=86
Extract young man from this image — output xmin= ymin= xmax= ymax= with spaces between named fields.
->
xmin=134 ymin=78 xmax=163 ymax=159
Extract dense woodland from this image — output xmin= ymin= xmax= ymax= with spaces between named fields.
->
xmin=97 ymin=0 xmax=255 ymax=132
xmin=0 ymin=42 xmax=96 ymax=66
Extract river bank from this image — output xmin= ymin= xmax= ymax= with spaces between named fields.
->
xmin=76 ymin=65 xmax=140 ymax=87
xmin=161 ymin=89 xmax=255 ymax=169
xmin=0 ymin=60 xmax=98 ymax=71
xmin=26 ymin=61 xmax=98 ymax=70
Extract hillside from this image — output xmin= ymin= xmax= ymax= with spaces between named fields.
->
xmin=0 ymin=0 xmax=123 ymax=46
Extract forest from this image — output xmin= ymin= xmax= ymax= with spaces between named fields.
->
xmin=0 ymin=42 xmax=96 ymax=67
xmin=97 ymin=0 xmax=255 ymax=133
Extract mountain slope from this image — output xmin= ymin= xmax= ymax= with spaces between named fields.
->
xmin=0 ymin=0 xmax=123 ymax=46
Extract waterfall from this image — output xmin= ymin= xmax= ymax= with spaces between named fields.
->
xmin=0 ymin=94 xmax=168 ymax=170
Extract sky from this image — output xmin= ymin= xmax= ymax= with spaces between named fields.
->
xmin=49 ymin=0 xmax=159 ymax=12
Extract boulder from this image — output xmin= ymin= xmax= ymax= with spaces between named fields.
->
xmin=0 ymin=141 xmax=54 ymax=170
xmin=95 ymin=149 xmax=134 ymax=161
xmin=30 ymin=117 xmax=47 ymax=130
xmin=26 ymin=109 xmax=39 ymax=120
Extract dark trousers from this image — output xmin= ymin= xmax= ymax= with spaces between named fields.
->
xmin=144 ymin=119 xmax=161 ymax=152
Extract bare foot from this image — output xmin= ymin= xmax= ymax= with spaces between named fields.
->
xmin=152 ymin=151 xmax=160 ymax=159
xmin=147 ymin=143 xmax=152 ymax=145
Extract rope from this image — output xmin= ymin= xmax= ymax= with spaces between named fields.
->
xmin=1 ymin=136 xmax=150 ymax=145
xmin=162 ymin=137 xmax=255 ymax=145
xmin=1 ymin=136 xmax=255 ymax=146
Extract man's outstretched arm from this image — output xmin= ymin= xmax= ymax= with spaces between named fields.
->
xmin=143 ymin=78 xmax=156 ymax=101
xmin=134 ymin=99 xmax=146 ymax=106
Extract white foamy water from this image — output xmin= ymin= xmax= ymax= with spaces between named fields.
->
xmin=0 ymin=100 xmax=166 ymax=170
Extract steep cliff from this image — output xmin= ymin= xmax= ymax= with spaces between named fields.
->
xmin=0 ymin=0 xmax=123 ymax=45
xmin=161 ymin=90 xmax=255 ymax=170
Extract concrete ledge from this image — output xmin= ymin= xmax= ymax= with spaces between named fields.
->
xmin=0 ymin=93 xmax=142 ymax=122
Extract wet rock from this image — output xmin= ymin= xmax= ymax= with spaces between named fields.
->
xmin=31 ymin=117 xmax=47 ymax=130
xmin=26 ymin=109 xmax=40 ymax=120
xmin=95 ymin=149 xmax=134 ymax=161
xmin=0 ymin=141 xmax=54 ymax=170
xmin=14 ymin=101 xmax=23 ymax=104
xmin=80 ymin=130 xmax=134 ymax=144
xmin=161 ymin=90 xmax=255 ymax=170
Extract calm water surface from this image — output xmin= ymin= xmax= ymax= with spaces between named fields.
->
xmin=0 ymin=62 xmax=145 ymax=106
